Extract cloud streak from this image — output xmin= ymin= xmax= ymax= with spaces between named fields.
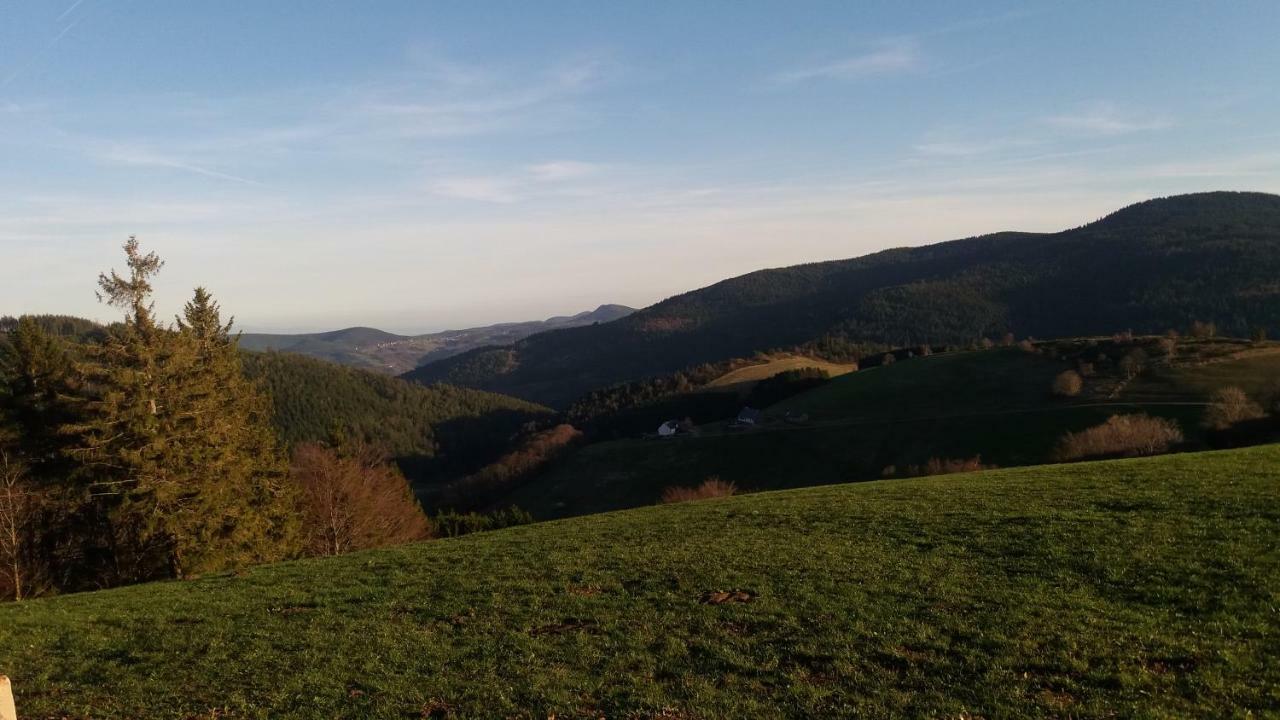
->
xmin=1044 ymin=104 xmax=1172 ymax=136
xmin=98 ymin=145 xmax=265 ymax=186
xmin=769 ymin=39 xmax=920 ymax=84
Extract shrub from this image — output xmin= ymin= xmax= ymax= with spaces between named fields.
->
xmin=1157 ymin=337 xmax=1177 ymax=357
xmin=1252 ymin=327 xmax=1268 ymax=343
xmin=1203 ymin=387 xmax=1266 ymax=430
xmin=1118 ymin=348 xmax=1148 ymax=379
xmin=880 ymin=353 xmax=895 ymax=367
xmin=1190 ymin=320 xmax=1216 ymax=339
xmin=884 ymin=457 xmax=994 ymax=478
xmin=661 ymin=477 xmax=738 ymax=504
xmin=1051 ymin=370 xmax=1083 ymax=398
xmin=432 ymin=506 xmax=534 ymax=538
xmin=1052 ymin=414 xmax=1184 ymax=462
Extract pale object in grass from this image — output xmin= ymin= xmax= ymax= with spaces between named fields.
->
xmin=0 ymin=675 xmax=15 ymax=720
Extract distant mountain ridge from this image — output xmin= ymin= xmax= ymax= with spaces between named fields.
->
xmin=239 ymin=304 xmax=634 ymax=374
xmin=403 ymin=192 xmax=1280 ymax=407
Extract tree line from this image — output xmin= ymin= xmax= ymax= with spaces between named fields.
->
xmin=0 ymin=240 xmax=436 ymax=600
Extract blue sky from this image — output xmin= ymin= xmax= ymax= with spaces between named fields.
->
xmin=2 ymin=1 xmax=1278 ymax=333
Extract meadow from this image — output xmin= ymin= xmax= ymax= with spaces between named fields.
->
xmin=2 ymin=444 xmax=1277 ymax=718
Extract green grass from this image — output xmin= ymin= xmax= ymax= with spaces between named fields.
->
xmin=507 ymin=404 xmax=1206 ymax=518
xmin=3 ymin=445 xmax=1278 ymax=718
xmin=1125 ymin=347 xmax=1280 ymax=402
xmin=512 ymin=345 xmax=1279 ymax=519
xmin=771 ymin=348 xmax=1067 ymax=421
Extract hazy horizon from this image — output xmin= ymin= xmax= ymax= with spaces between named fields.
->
xmin=4 ymin=1 xmax=1279 ymax=333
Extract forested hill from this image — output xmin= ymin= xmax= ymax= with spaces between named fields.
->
xmin=404 ymin=192 xmax=1280 ymax=407
xmin=240 ymin=351 xmax=550 ymax=478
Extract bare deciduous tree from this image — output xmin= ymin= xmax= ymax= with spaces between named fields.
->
xmin=0 ymin=451 xmax=38 ymax=601
xmin=291 ymin=442 xmax=432 ymax=557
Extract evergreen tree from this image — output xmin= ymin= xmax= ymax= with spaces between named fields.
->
xmin=65 ymin=239 xmax=299 ymax=583
xmin=169 ymin=287 xmax=300 ymax=573
xmin=0 ymin=317 xmax=77 ymax=474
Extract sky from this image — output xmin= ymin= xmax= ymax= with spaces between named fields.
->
xmin=2 ymin=1 xmax=1278 ymax=333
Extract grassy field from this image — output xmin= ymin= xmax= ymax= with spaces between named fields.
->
xmin=507 ymin=403 xmax=1204 ymax=518
xmin=769 ymin=349 xmax=1067 ymax=421
xmin=2 ymin=445 xmax=1278 ymax=718
xmin=513 ymin=346 xmax=1278 ymax=519
xmin=702 ymin=355 xmax=857 ymax=392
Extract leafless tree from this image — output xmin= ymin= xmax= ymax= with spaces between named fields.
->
xmin=0 ymin=450 xmax=38 ymax=601
xmin=291 ymin=442 xmax=432 ymax=557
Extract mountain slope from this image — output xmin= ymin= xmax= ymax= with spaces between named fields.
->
xmin=3 ymin=444 xmax=1276 ymax=717
xmin=240 ymin=304 xmax=634 ymax=374
xmin=240 ymin=351 xmax=550 ymax=483
xmin=405 ymin=192 xmax=1280 ymax=406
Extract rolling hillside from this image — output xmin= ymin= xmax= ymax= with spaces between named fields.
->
xmin=240 ymin=351 xmax=551 ymax=483
xmin=506 ymin=339 xmax=1280 ymax=519
xmin=406 ymin=192 xmax=1280 ymax=406
xmin=2 ymin=445 xmax=1276 ymax=718
xmin=240 ymin=304 xmax=634 ymax=374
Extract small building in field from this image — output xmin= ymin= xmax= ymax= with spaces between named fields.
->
xmin=735 ymin=407 xmax=762 ymax=426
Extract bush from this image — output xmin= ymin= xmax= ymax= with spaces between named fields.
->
xmin=1053 ymin=414 xmax=1184 ymax=462
xmin=884 ymin=457 xmax=995 ymax=478
xmin=661 ymin=477 xmax=738 ymax=504
xmin=1118 ymin=348 xmax=1148 ymax=379
xmin=1190 ymin=320 xmax=1216 ymax=339
xmin=432 ymin=506 xmax=534 ymax=538
xmin=1203 ymin=387 xmax=1266 ymax=430
xmin=1051 ymin=370 xmax=1083 ymax=398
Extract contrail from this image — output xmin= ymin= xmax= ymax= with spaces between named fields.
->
xmin=1 ymin=12 xmax=87 ymax=88
xmin=57 ymin=0 xmax=87 ymax=23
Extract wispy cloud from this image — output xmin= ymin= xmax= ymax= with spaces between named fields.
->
xmin=97 ymin=145 xmax=265 ymax=186
xmin=527 ymin=161 xmax=598 ymax=181
xmin=770 ymin=39 xmax=920 ymax=84
xmin=430 ymin=160 xmax=604 ymax=203
xmin=429 ymin=176 xmax=520 ymax=203
xmin=1044 ymin=104 xmax=1172 ymax=136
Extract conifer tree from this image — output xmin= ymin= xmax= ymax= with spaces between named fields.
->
xmin=65 ymin=238 xmax=299 ymax=583
xmin=168 ymin=287 xmax=300 ymax=573
xmin=0 ymin=317 xmax=77 ymax=475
